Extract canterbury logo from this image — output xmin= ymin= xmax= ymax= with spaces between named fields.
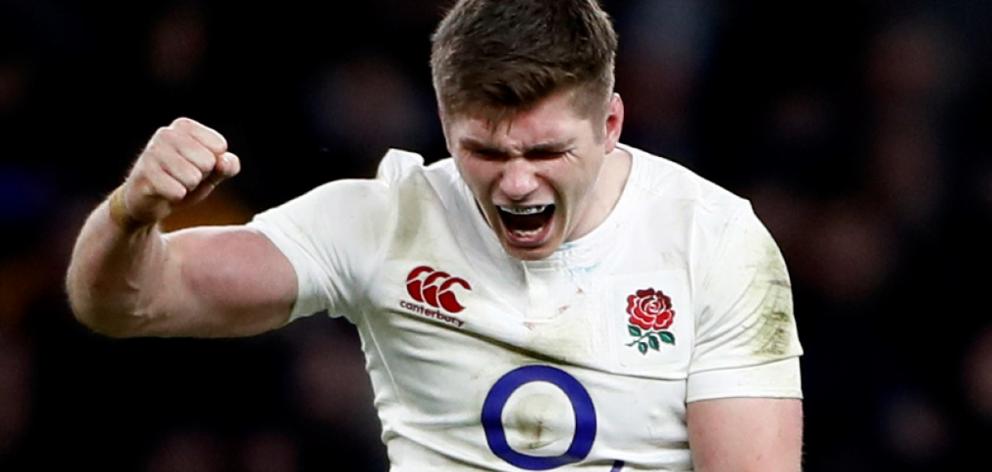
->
xmin=405 ymin=265 xmax=472 ymax=313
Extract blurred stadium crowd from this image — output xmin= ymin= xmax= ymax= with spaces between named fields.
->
xmin=1 ymin=0 xmax=990 ymax=470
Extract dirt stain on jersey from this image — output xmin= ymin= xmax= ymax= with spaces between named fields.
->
xmin=749 ymin=239 xmax=796 ymax=357
xmin=505 ymin=392 xmax=568 ymax=451
xmin=524 ymin=317 xmax=592 ymax=361
xmin=753 ymin=306 xmax=792 ymax=356
xmin=390 ymin=174 xmax=443 ymax=262
xmin=524 ymin=419 xmax=546 ymax=450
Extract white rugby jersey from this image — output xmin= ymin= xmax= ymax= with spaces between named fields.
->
xmin=248 ymin=144 xmax=803 ymax=471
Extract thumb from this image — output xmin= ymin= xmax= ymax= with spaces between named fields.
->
xmin=182 ymin=152 xmax=241 ymax=206
xmin=197 ymin=152 xmax=240 ymax=191
xmin=216 ymin=152 xmax=241 ymax=180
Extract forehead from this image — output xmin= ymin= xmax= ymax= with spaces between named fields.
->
xmin=446 ymin=92 xmax=592 ymax=150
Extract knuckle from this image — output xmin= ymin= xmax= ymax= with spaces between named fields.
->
xmin=142 ymin=147 xmax=171 ymax=167
xmin=193 ymin=155 xmax=215 ymax=173
xmin=148 ymin=127 xmax=169 ymax=145
xmin=157 ymin=127 xmax=178 ymax=142
xmin=141 ymin=143 xmax=162 ymax=157
xmin=171 ymin=117 xmax=194 ymax=129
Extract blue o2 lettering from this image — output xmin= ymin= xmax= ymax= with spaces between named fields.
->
xmin=481 ymin=365 xmax=597 ymax=470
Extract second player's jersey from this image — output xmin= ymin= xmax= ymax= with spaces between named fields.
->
xmin=248 ymin=144 xmax=803 ymax=471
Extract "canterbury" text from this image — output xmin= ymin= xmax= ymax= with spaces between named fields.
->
xmin=399 ymin=301 xmax=466 ymax=328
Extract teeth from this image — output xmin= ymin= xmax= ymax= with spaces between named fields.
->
xmin=511 ymin=228 xmax=542 ymax=238
xmin=498 ymin=205 xmax=548 ymax=215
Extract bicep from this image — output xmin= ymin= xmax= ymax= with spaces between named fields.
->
xmin=147 ymin=225 xmax=297 ymax=337
xmin=687 ymin=397 xmax=803 ymax=472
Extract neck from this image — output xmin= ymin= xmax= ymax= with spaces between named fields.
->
xmin=568 ymin=146 xmax=632 ymax=240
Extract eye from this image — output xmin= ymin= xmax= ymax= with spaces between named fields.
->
xmin=526 ymin=149 xmax=568 ymax=160
xmin=468 ymin=148 xmax=507 ymax=161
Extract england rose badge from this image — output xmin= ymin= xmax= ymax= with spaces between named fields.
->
xmin=625 ymin=288 xmax=676 ymax=355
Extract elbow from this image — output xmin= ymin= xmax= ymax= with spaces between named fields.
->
xmin=65 ymin=269 xmax=148 ymax=339
xmin=74 ymin=313 xmax=139 ymax=339
xmin=72 ymin=307 xmax=149 ymax=339
xmin=65 ymin=267 xmax=102 ymax=333
xmin=66 ymin=292 xmax=136 ymax=339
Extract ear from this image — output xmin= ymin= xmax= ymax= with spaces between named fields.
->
xmin=603 ymin=93 xmax=624 ymax=153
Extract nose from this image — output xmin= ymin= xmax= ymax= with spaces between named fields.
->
xmin=499 ymin=158 xmax=539 ymax=201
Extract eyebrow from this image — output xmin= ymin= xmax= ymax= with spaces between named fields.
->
xmin=459 ymin=138 xmax=575 ymax=156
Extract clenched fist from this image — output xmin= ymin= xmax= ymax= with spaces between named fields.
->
xmin=115 ymin=117 xmax=241 ymax=227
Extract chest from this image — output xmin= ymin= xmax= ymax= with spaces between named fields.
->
xmin=358 ymin=251 xmax=697 ymax=462
xmin=367 ymin=251 xmax=695 ymax=374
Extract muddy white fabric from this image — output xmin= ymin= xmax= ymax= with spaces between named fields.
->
xmin=248 ymin=144 xmax=803 ymax=471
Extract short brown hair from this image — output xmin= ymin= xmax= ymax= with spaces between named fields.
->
xmin=431 ymin=0 xmax=618 ymax=124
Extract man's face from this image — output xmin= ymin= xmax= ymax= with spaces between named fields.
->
xmin=445 ymin=89 xmax=624 ymax=260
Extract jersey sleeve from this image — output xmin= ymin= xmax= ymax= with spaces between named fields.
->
xmin=686 ymin=204 xmax=803 ymax=402
xmin=246 ymin=176 xmax=395 ymax=323
xmin=248 ymin=150 xmax=423 ymax=322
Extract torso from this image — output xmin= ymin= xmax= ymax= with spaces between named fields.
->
xmin=356 ymin=146 xmax=712 ymax=470
xmin=250 ymin=144 xmax=801 ymax=471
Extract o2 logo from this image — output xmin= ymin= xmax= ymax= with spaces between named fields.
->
xmin=481 ymin=365 xmax=598 ymax=470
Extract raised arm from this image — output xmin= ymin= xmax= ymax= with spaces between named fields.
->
xmin=66 ymin=118 xmax=297 ymax=338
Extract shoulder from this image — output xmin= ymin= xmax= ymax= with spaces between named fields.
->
xmin=611 ymin=145 xmax=767 ymax=287
xmin=377 ymin=148 xmax=459 ymax=183
xmin=280 ymin=149 xmax=451 ymax=210
xmin=377 ymin=149 xmax=467 ymax=218
xmin=249 ymin=149 xmax=456 ymax=242
xmin=619 ymin=144 xmax=753 ymax=241
xmin=622 ymin=144 xmax=749 ymax=216
xmin=377 ymin=148 xmax=462 ymax=196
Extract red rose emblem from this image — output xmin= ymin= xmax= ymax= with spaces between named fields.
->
xmin=626 ymin=288 xmax=675 ymax=331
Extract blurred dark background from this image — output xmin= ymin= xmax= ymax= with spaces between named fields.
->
xmin=1 ymin=0 xmax=990 ymax=470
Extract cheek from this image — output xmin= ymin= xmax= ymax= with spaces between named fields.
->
xmin=457 ymin=158 xmax=498 ymax=195
xmin=554 ymin=159 xmax=600 ymax=201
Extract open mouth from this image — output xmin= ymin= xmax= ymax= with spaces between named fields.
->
xmin=496 ymin=204 xmax=556 ymax=246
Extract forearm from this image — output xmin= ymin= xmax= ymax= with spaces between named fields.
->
xmin=66 ymin=197 xmax=170 ymax=337
xmin=65 ymin=118 xmax=294 ymax=338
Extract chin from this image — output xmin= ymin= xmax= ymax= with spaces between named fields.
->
xmin=498 ymin=236 xmax=561 ymax=261
xmin=504 ymin=246 xmax=553 ymax=261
